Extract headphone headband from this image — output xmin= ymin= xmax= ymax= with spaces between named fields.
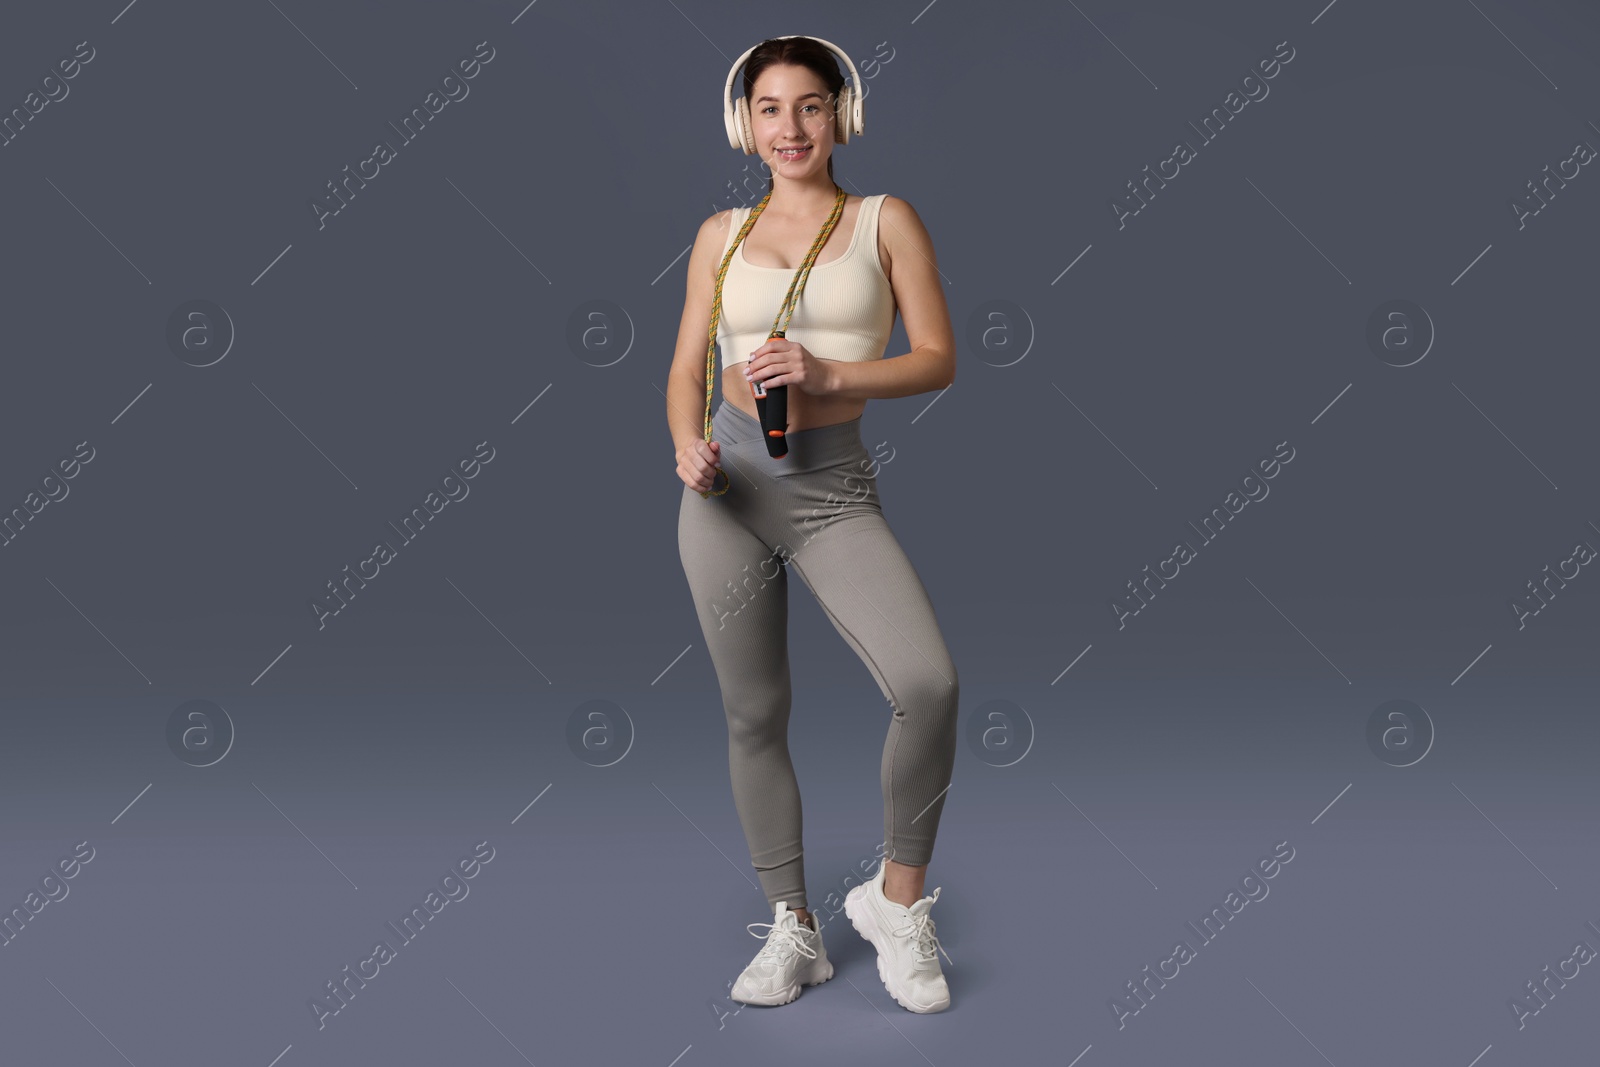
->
xmin=722 ymin=35 xmax=865 ymax=154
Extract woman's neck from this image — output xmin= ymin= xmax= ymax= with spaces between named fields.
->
xmin=764 ymin=175 xmax=841 ymax=216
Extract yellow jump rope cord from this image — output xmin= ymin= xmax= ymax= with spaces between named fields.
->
xmin=699 ymin=184 xmax=848 ymax=498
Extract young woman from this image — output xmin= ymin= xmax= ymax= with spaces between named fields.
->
xmin=666 ymin=36 xmax=960 ymax=1014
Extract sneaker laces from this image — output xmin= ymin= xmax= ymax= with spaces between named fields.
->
xmin=893 ymin=911 xmax=952 ymax=967
xmin=745 ymin=916 xmax=818 ymax=964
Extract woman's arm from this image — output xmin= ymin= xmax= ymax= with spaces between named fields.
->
xmin=822 ymin=196 xmax=956 ymax=401
xmin=666 ymin=209 xmax=734 ymax=454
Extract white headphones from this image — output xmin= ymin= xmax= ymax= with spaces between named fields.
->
xmin=723 ymin=35 xmax=866 ymax=155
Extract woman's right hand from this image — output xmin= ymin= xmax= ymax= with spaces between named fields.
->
xmin=677 ymin=438 xmax=722 ymax=492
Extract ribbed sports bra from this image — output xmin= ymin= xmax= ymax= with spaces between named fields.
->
xmin=716 ymin=192 xmax=896 ymax=372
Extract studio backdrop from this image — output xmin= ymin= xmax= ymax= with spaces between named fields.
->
xmin=1 ymin=1 xmax=1597 ymax=1064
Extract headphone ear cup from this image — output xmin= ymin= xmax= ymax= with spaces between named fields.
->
xmin=735 ymin=96 xmax=757 ymax=155
xmin=724 ymin=93 xmax=743 ymax=150
xmin=833 ymin=85 xmax=853 ymax=145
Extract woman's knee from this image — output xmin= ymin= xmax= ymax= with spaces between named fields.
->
xmin=722 ymin=690 xmax=791 ymax=747
xmin=890 ymin=666 xmax=959 ymax=724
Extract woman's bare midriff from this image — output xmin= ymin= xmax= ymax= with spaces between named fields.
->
xmin=715 ymin=193 xmax=890 ymax=433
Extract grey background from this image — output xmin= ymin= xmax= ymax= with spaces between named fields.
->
xmin=2 ymin=0 xmax=1598 ymax=1064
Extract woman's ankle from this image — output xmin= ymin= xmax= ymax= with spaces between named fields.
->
xmin=883 ymin=858 xmax=928 ymax=907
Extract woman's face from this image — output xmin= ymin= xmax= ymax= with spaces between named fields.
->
xmin=747 ymin=63 xmax=836 ymax=177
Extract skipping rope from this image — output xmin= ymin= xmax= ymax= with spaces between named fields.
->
xmin=698 ymin=183 xmax=848 ymax=498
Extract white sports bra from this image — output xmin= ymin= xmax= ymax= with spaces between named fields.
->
xmin=715 ymin=193 xmax=897 ymax=372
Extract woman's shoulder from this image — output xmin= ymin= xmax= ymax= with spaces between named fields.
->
xmin=696 ymin=205 xmax=745 ymax=246
xmin=871 ymin=195 xmax=934 ymax=277
xmin=873 ymin=194 xmax=929 ymax=235
xmin=703 ymin=203 xmax=755 ymax=239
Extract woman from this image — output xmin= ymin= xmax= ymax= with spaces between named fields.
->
xmin=666 ymin=36 xmax=959 ymax=1014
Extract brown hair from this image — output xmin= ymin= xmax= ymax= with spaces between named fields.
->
xmin=740 ymin=37 xmax=846 ymax=190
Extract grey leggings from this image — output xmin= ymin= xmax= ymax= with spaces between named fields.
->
xmin=677 ymin=399 xmax=959 ymax=912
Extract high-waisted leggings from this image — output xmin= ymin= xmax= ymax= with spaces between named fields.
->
xmin=677 ymin=398 xmax=959 ymax=912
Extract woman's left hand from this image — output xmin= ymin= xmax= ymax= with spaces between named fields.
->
xmin=744 ymin=337 xmax=831 ymax=396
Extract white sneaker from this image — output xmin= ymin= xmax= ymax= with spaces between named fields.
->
xmin=844 ymin=856 xmax=952 ymax=1013
xmin=730 ymin=901 xmax=833 ymax=1006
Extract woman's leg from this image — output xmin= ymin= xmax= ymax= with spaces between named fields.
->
xmin=783 ymin=506 xmax=960 ymax=882
xmin=678 ymin=485 xmax=809 ymax=912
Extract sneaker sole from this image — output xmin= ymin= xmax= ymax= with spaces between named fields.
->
xmin=844 ymin=884 xmax=950 ymax=1014
xmin=729 ymin=955 xmax=834 ymax=1007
